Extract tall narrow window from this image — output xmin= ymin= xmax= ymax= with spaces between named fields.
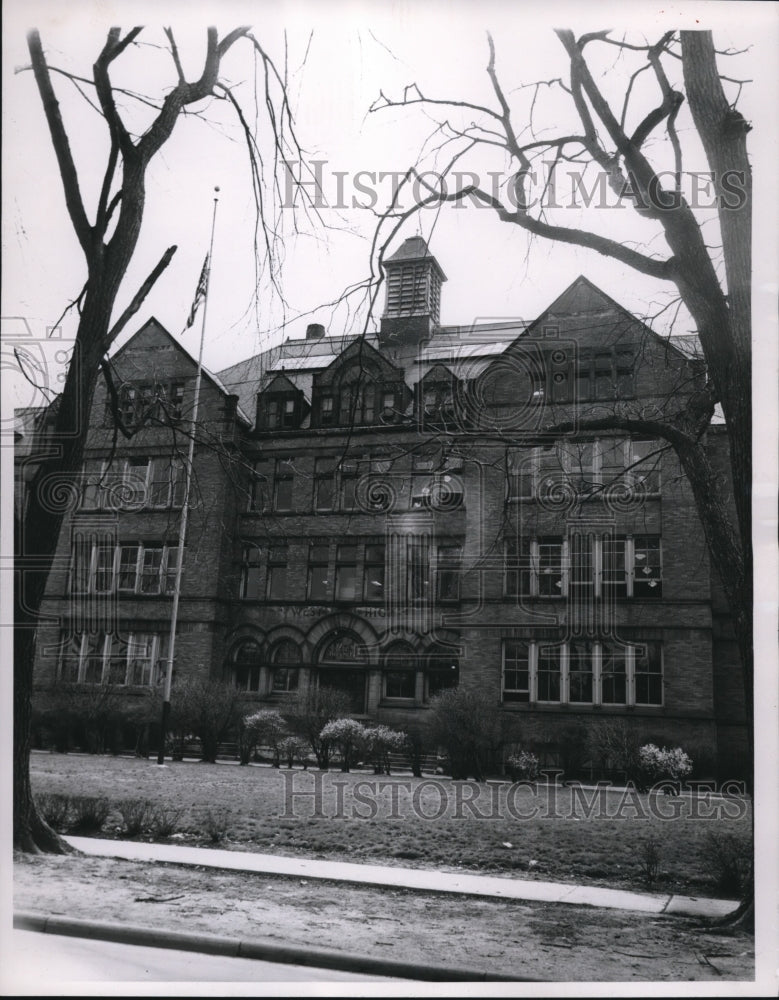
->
xmin=163 ymin=546 xmax=179 ymax=594
xmin=630 ymin=440 xmax=661 ymax=494
xmin=266 ymin=544 xmax=289 ymax=600
xmin=408 ymin=539 xmax=431 ymax=602
xmin=634 ymin=641 xmax=663 ymax=705
xmin=273 ymin=458 xmax=294 ymax=511
xmin=271 ymin=640 xmax=300 ymax=692
xmin=568 ymin=640 xmax=594 ymax=703
xmin=436 ymin=544 xmax=462 ymax=601
xmin=249 ymin=461 xmax=269 ymax=512
xmin=383 ymin=642 xmax=416 ymax=699
xmin=307 ymin=542 xmax=329 ymax=600
xmin=93 ymin=543 xmax=115 ymax=594
xmin=117 ymin=545 xmax=140 ymax=593
xmin=314 ymin=458 xmax=336 ymax=511
xmin=632 ymin=537 xmax=662 ymax=598
xmin=335 ymin=544 xmax=358 ymax=601
xmin=537 ymin=537 xmax=564 ymax=597
xmin=363 ymin=544 xmax=386 ymax=601
xmin=240 ymin=544 xmax=262 ymax=600
xmin=537 ymin=645 xmax=561 ymax=702
xmin=602 ymin=535 xmax=628 ymax=599
xmin=502 ymin=640 xmax=530 ymax=703
xmin=601 ymin=643 xmax=628 ymax=704
xmin=232 ymin=640 xmax=262 ymax=692
xmin=140 ymin=545 xmax=163 ymax=594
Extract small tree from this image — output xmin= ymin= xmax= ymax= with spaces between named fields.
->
xmin=427 ymin=688 xmax=519 ymax=780
xmin=638 ymin=744 xmax=693 ymax=789
xmin=320 ymin=718 xmax=368 ymax=773
xmin=278 ymin=735 xmax=310 ymax=769
xmin=170 ymin=678 xmax=240 ymax=764
xmin=243 ymin=709 xmax=289 ymax=767
xmin=284 ymin=686 xmax=352 ymax=769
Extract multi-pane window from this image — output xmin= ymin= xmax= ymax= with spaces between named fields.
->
xmin=339 ymin=458 xmax=361 ymax=511
xmin=319 ymin=395 xmax=335 ymax=426
xmin=79 ymin=457 xmax=185 ymax=510
xmin=408 ymin=538 xmax=431 ymax=602
xmin=71 ymin=541 xmax=179 ymax=596
xmin=271 ymin=639 xmax=300 ymax=692
xmin=273 ymin=458 xmax=295 ymax=511
xmin=59 ymin=631 xmax=169 ymax=686
xmin=266 ymin=544 xmax=289 ymax=600
xmin=240 ymin=543 xmax=262 ymax=600
xmin=363 ymin=544 xmax=386 ymax=601
xmin=335 ymin=544 xmax=358 ymax=601
xmin=307 ymin=542 xmax=330 ymax=600
xmin=634 ymin=641 xmax=663 ymax=705
xmin=115 ymin=380 xmax=185 ymax=428
xmin=435 ymin=544 xmax=462 ymax=601
xmin=499 ymin=639 xmax=662 ymax=706
xmin=502 ymin=640 xmax=530 ymax=702
xmin=383 ymin=642 xmax=416 ymax=700
xmin=265 ymin=394 xmax=298 ymax=430
xmin=575 ymin=349 xmax=635 ymax=401
xmin=602 ymin=535 xmax=662 ymax=599
xmin=537 ymin=538 xmax=565 ymax=597
xmin=231 ymin=639 xmax=262 ymax=692
xmin=629 ymin=440 xmax=662 ymax=494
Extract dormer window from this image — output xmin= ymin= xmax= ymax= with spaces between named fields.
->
xmin=320 ymin=395 xmax=334 ymax=426
xmin=265 ymin=394 xmax=298 ymax=429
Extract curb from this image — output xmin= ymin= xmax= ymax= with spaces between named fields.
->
xmin=14 ymin=911 xmax=532 ymax=982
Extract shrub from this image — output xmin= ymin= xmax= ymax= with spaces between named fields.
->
xmin=363 ymin=725 xmax=406 ymax=774
xmin=703 ymin=831 xmax=753 ymax=897
xmin=202 ymin=807 xmax=231 ymax=844
xmin=278 ymin=735 xmax=310 ymax=769
xmin=243 ymin=709 xmax=290 ymax=767
xmin=69 ymin=795 xmax=111 ymax=834
xmin=638 ymin=744 xmax=693 ymax=788
xmin=320 ymin=718 xmax=368 ymax=772
xmin=428 ymin=688 xmax=520 ymax=780
xmin=284 ymin=687 xmax=352 ymax=769
xmin=35 ymin=792 xmax=71 ymax=831
xmin=149 ymin=805 xmax=185 ymax=838
xmin=589 ymin=720 xmax=645 ymax=786
xmin=506 ymin=750 xmax=540 ymax=781
xmin=639 ymin=837 xmax=661 ymax=887
xmin=118 ymin=798 xmax=151 ymax=837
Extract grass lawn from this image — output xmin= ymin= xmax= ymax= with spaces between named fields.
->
xmin=29 ymin=751 xmax=751 ymax=898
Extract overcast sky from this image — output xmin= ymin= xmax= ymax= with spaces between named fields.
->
xmin=2 ymin=0 xmax=777 ymax=399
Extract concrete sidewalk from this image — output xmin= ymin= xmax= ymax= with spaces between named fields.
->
xmin=64 ymin=835 xmax=738 ymax=919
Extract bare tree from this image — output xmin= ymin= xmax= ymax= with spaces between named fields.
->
xmin=14 ymin=25 xmax=311 ymax=852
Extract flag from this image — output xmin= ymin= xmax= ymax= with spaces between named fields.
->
xmin=185 ymin=256 xmax=210 ymax=330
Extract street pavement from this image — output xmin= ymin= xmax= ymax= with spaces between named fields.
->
xmin=5 ymin=930 xmax=402 ymax=991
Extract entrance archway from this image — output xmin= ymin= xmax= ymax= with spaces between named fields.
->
xmin=317 ymin=630 xmax=368 ymax=713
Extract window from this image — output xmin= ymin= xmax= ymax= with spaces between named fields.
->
xmin=59 ymin=630 xmax=169 ymax=686
xmin=338 ymin=380 xmax=376 ymax=425
xmin=70 ymin=541 xmax=179 ymax=596
xmin=232 ymin=639 xmax=262 ymax=692
xmin=498 ymin=639 xmax=661 ymax=707
xmin=411 ymin=473 xmax=464 ymax=511
xmin=79 ymin=458 xmax=185 ymax=510
xmin=271 ymin=639 xmax=300 ymax=692
xmin=601 ymin=643 xmax=628 ymax=704
xmin=408 ymin=538 xmax=431 ymax=602
xmin=629 ymin=440 xmax=661 ymax=494
xmin=319 ymin=395 xmax=335 ymax=426
xmin=383 ymin=642 xmax=416 ymax=700
xmin=426 ymin=647 xmax=459 ymax=698
xmin=264 ymin=394 xmax=298 ymax=430
xmin=266 ymin=544 xmax=289 ymax=600
xmin=314 ymin=458 xmax=336 ymax=511
xmin=339 ymin=458 xmax=363 ymax=511
xmin=602 ymin=535 xmax=662 ymax=599
xmin=568 ymin=640 xmax=594 ymax=703
xmin=249 ymin=461 xmax=269 ymax=512
xmin=240 ymin=543 xmax=263 ymax=600
xmin=507 ymin=448 xmax=535 ymax=500
xmin=575 ymin=349 xmax=635 ymax=401
xmin=363 ymin=544 xmax=386 ymax=601
xmin=335 ymin=544 xmax=358 ymax=601
xmin=537 ymin=645 xmax=562 ymax=702
xmin=537 ymin=537 xmax=565 ymax=597
xmin=634 ymin=641 xmax=663 ymax=705
xmin=502 ymin=640 xmax=530 ymax=702
xmin=115 ymin=380 xmax=186 ymax=428
xmin=602 ymin=536 xmax=628 ymax=600
xmin=632 ymin=537 xmax=662 ymax=597
xmin=273 ymin=458 xmax=294 ymax=511
xmin=504 ymin=536 xmax=564 ymax=599
xmin=307 ymin=542 xmax=329 ymax=600
xmin=436 ymin=544 xmax=462 ymax=601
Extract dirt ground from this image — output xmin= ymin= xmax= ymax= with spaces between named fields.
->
xmin=14 ymin=852 xmax=754 ymax=983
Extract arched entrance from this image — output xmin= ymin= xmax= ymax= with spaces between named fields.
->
xmin=317 ymin=630 xmax=368 ymax=713
xmin=229 ymin=638 xmax=262 ymax=692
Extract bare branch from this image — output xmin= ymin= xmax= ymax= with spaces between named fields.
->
xmin=105 ymin=244 xmax=177 ymax=346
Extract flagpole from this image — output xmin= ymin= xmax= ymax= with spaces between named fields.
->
xmin=157 ymin=187 xmax=220 ymax=765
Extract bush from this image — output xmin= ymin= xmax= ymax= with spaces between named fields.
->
xmin=118 ymin=798 xmax=151 ymax=837
xmin=589 ymin=720 xmax=645 ymax=786
xmin=242 ymin=710 xmax=290 ymax=767
xmin=428 ymin=688 xmax=520 ymax=780
xmin=149 ymin=805 xmax=185 ymax=838
xmin=284 ymin=687 xmax=352 ymax=769
xmin=202 ymin=807 xmax=231 ymax=844
xmin=69 ymin=795 xmax=111 ymax=834
xmin=703 ymin=831 xmax=753 ymax=897
xmin=277 ymin=735 xmax=310 ymax=769
xmin=320 ymin=718 xmax=368 ymax=772
xmin=35 ymin=792 xmax=71 ymax=831
xmin=506 ymin=750 xmax=540 ymax=781
xmin=638 ymin=744 xmax=693 ymax=788
xmin=639 ymin=837 xmax=661 ymax=887
xmin=363 ymin=725 xmax=406 ymax=774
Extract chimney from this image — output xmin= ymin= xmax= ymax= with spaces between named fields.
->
xmin=306 ymin=323 xmax=326 ymax=340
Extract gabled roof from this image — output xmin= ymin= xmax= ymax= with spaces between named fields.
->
xmin=383 ymin=236 xmax=448 ymax=281
xmin=313 ymin=337 xmax=405 ymax=386
xmin=113 ymin=318 xmax=252 ymax=425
